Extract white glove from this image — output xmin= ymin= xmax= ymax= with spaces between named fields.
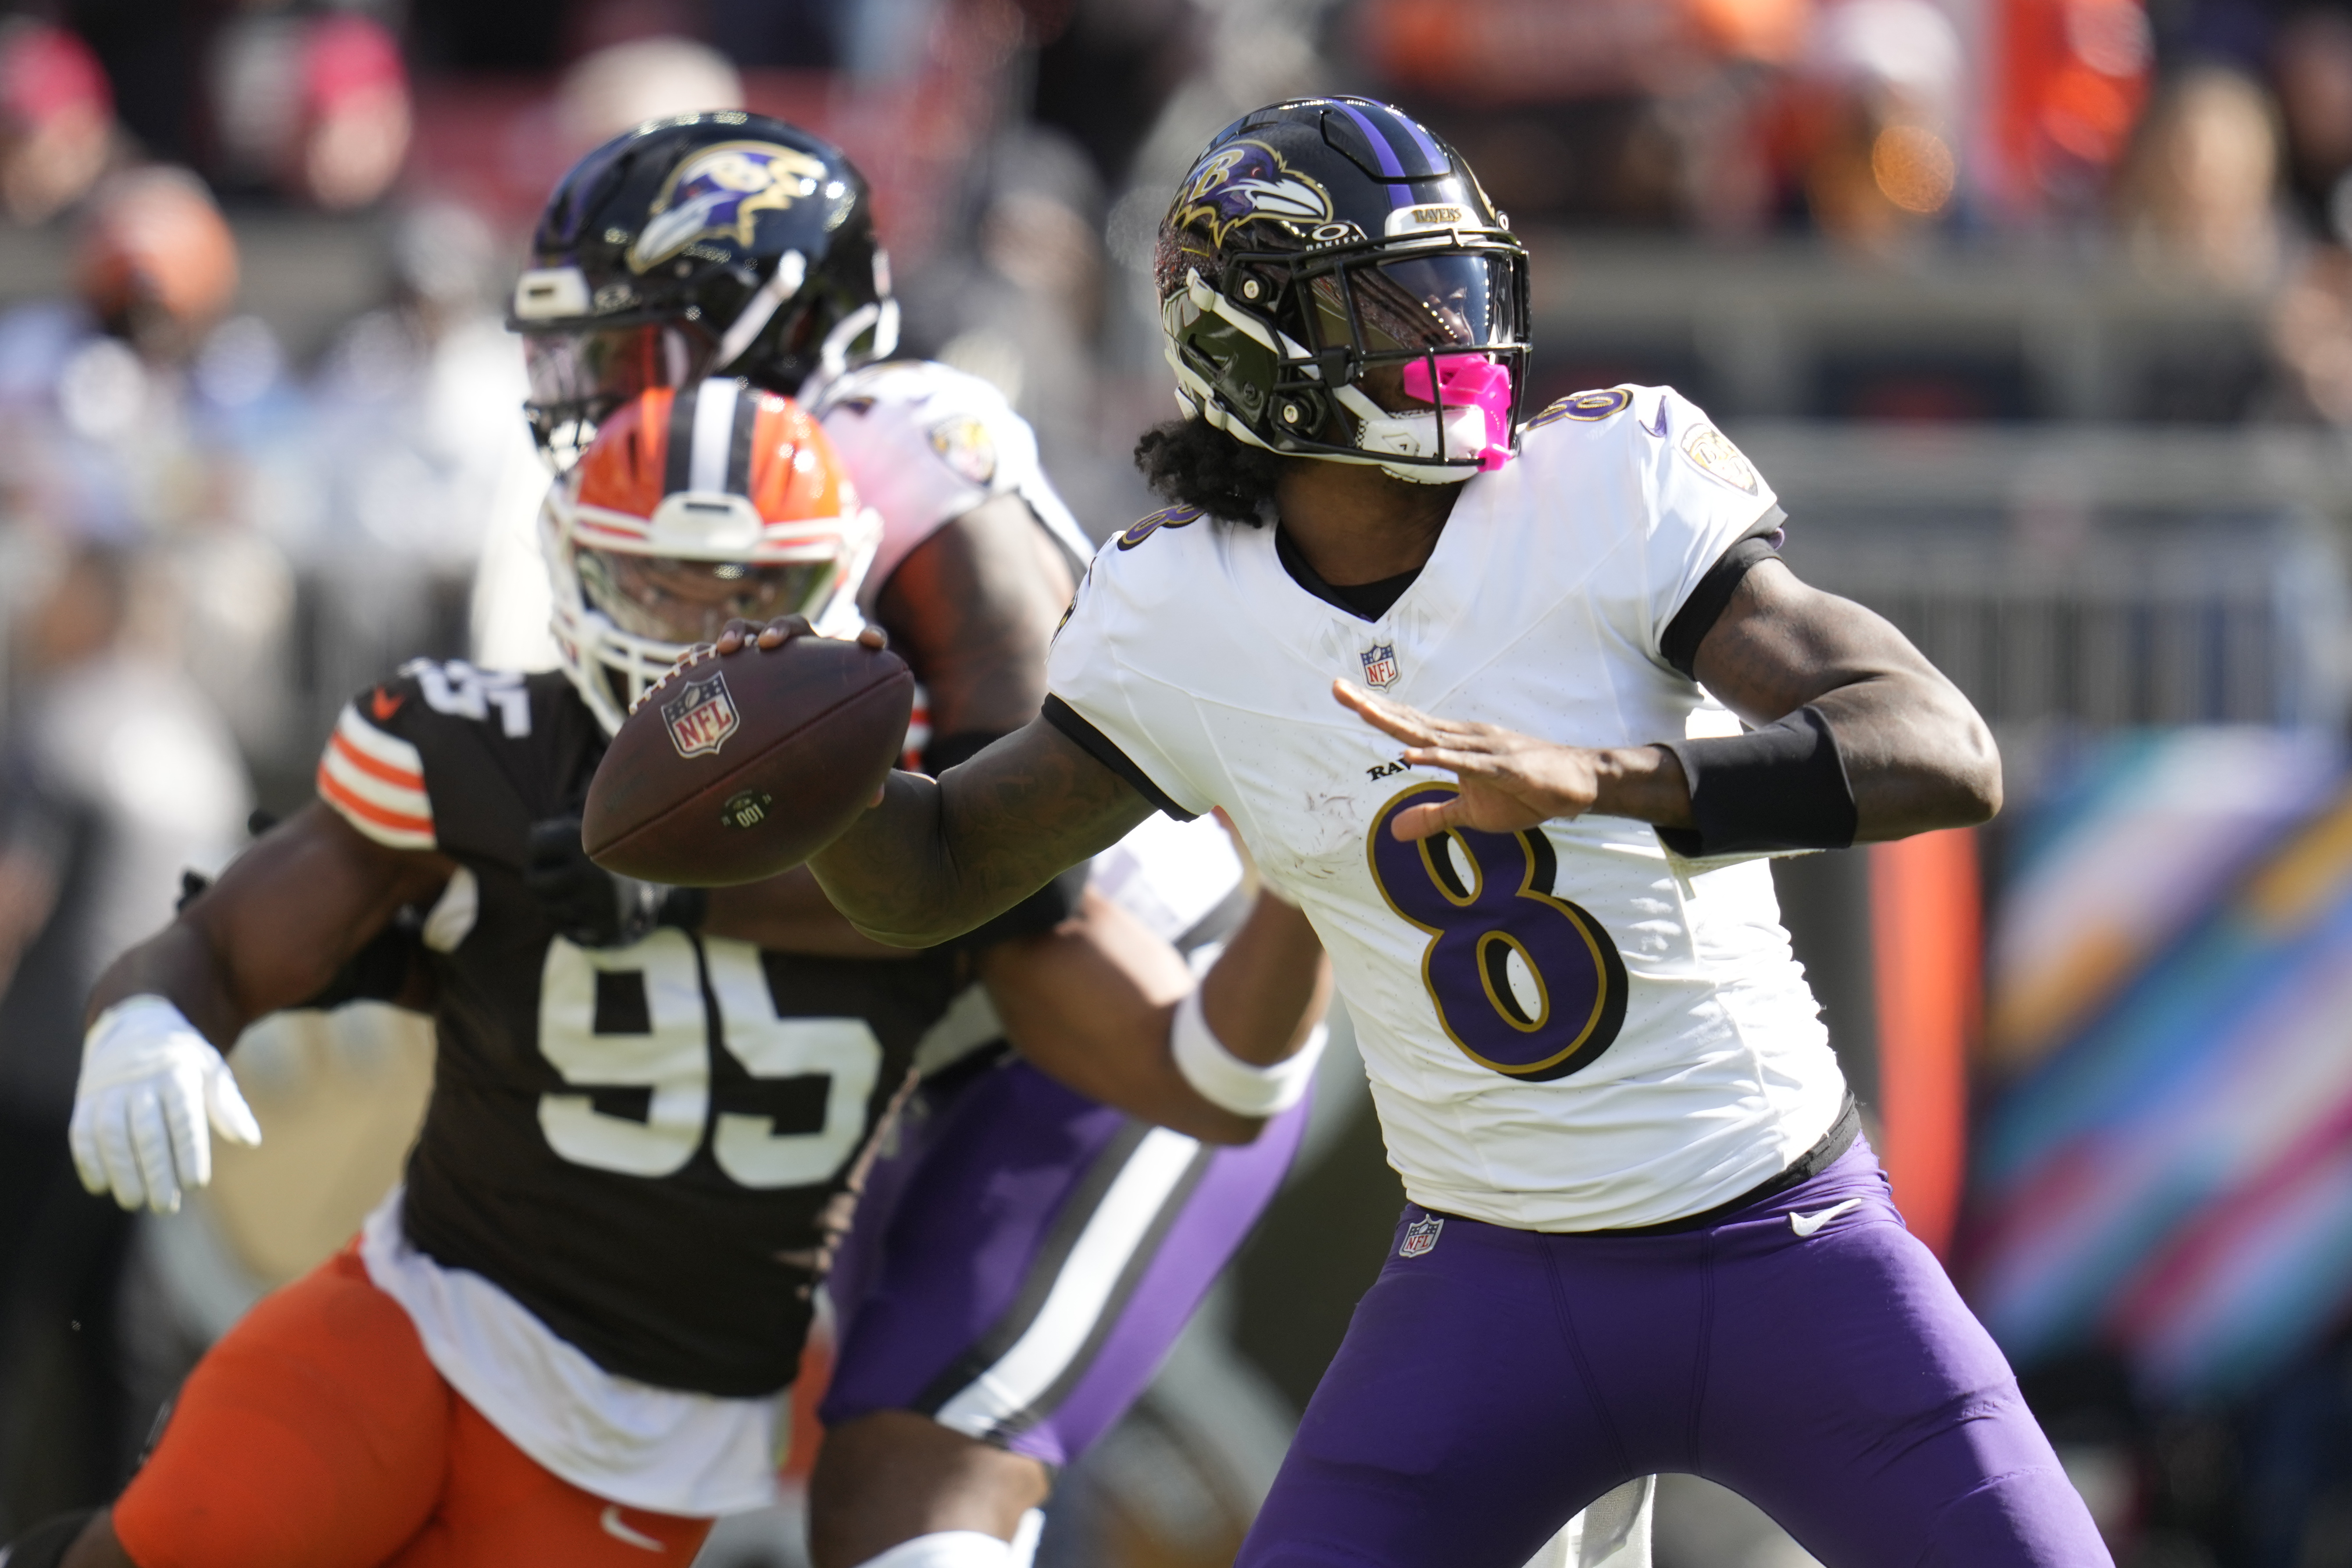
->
xmin=69 ymin=996 xmax=261 ymax=1214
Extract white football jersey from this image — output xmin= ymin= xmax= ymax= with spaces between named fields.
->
xmin=1045 ymin=385 xmax=1846 ymax=1231
xmin=809 ymin=360 xmax=1094 ymax=613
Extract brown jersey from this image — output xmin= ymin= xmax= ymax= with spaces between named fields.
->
xmin=318 ymin=660 xmax=960 ymax=1397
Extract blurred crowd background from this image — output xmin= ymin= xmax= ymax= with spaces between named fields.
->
xmin=2 ymin=0 xmax=2352 ymax=1564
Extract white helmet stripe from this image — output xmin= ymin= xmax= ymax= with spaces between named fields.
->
xmin=689 ymin=378 xmax=741 ymax=494
xmin=715 ymin=249 xmax=806 ymax=372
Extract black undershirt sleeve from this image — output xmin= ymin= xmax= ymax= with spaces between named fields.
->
xmin=1039 ymin=695 xmax=1198 ymax=822
xmin=1650 ymin=506 xmax=1857 ymax=857
xmin=1659 ymin=508 xmax=1788 ymax=679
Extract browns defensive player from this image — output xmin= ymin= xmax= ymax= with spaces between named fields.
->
xmin=490 ymin=115 xmax=1348 ymax=1568
xmin=13 ymin=388 xmax=1327 ymax=1568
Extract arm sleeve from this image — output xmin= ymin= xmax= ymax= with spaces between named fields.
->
xmin=315 ymin=689 xmax=435 ymax=851
xmin=1639 ymin=388 xmax=1785 ymax=670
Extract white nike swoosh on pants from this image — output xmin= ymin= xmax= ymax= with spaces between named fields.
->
xmin=1788 ymin=1198 xmax=1864 ymax=1238
xmin=601 ymin=1505 xmax=665 ymax=1551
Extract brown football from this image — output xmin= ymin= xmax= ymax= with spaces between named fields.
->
xmin=583 ymin=635 xmax=914 ymax=886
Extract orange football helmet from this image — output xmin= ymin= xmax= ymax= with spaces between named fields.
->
xmin=544 ymin=378 xmax=880 ymax=733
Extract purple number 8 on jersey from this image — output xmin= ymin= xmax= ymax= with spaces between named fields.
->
xmin=1367 ymin=783 xmax=1627 ymax=1081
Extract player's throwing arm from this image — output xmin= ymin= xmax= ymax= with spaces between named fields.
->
xmin=584 ymin=92 xmax=2113 ymax=1568
xmin=629 ymin=545 xmax=2002 ymax=943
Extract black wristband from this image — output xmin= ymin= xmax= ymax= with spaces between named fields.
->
xmin=1656 ymin=705 xmax=1857 ymax=858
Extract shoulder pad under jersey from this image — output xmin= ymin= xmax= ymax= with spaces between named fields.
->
xmin=813 ymin=359 xmax=1089 ymax=606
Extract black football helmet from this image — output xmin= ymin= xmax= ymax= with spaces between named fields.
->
xmin=511 ymin=112 xmax=896 ymax=463
xmin=1156 ymin=97 xmax=1529 ymax=482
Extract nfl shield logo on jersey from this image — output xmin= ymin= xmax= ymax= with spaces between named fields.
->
xmin=661 ymin=672 xmax=740 ymax=759
xmin=1399 ymin=1214 xmax=1443 ymax=1258
xmin=1360 ymin=643 xmax=1400 ymax=689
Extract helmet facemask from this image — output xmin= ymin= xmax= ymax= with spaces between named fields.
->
xmin=574 ymin=549 xmax=843 ymax=644
xmin=521 ymin=319 xmax=710 ymax=470
xmin=1163 ymin=230 xmax=1530 ymax=485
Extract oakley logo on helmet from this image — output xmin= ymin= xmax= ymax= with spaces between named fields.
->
xmin=628 ymin=142 xmax=832 ymax=274
xmin=1172 ymin=140 xmax=1333 ymax=245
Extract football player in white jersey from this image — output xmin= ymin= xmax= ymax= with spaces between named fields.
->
xmin=505 ymin=111 xmax=1649 ymax=1568
xmin=704 ymin=97 xmax=2114 ymax=1568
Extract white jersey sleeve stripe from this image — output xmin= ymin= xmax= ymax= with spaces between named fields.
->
xmin=321 ymin=744 xmax=430 ymax=819
xmin=1039 ymin=696 xmax=1201 ymax=821
xmin=318 ymin=704 xmax=434 ymax=849
xmin=331 ymin=703 xmax=427 ymax=777
xmin=689 ymin=376 xmax=740 ymax=492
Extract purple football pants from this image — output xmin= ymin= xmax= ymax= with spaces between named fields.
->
xmin=821 ymin=1053 xmax=1310 ymax=1467
xmin=1239 ymin=1137 xmax=2111 ymax=1568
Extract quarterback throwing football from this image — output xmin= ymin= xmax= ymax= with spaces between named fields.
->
xmin=719 ymin=97 xmax=2109 ymax=1567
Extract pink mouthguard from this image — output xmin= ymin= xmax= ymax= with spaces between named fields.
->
xmin=1400 ymin=356 xmax=1513 ymax=470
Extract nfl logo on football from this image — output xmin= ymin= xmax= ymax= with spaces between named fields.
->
xmin=1360 ymin=643 xmax=1399 ymax=689
xmin=1399 ymin=1215 xmax=1443 ymax=1258
xmin=661 ymin=672 xmax=741 ymax=759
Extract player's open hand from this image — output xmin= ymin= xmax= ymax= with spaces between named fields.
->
xmin=714 ymin=617 xmax=889 ymax=656
xmin=1334 ymin=681 xmax=1604 ymax=841
xmin=71 ymin=996 xmax=262 ymax=1213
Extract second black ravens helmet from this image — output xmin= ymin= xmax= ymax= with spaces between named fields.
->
xmin=511 ymin=113 xmax=896 ymax=463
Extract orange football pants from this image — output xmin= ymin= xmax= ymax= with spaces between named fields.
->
xmin=111 ymin=1245 xmax=714 ymax=1568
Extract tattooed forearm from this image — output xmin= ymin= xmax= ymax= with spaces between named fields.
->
xmin=808 ymin=718 xmax=1151 ymax=946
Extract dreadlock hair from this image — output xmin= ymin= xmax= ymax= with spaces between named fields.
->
xmin=1133 ymin=417 xmax=1286 ymax=526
